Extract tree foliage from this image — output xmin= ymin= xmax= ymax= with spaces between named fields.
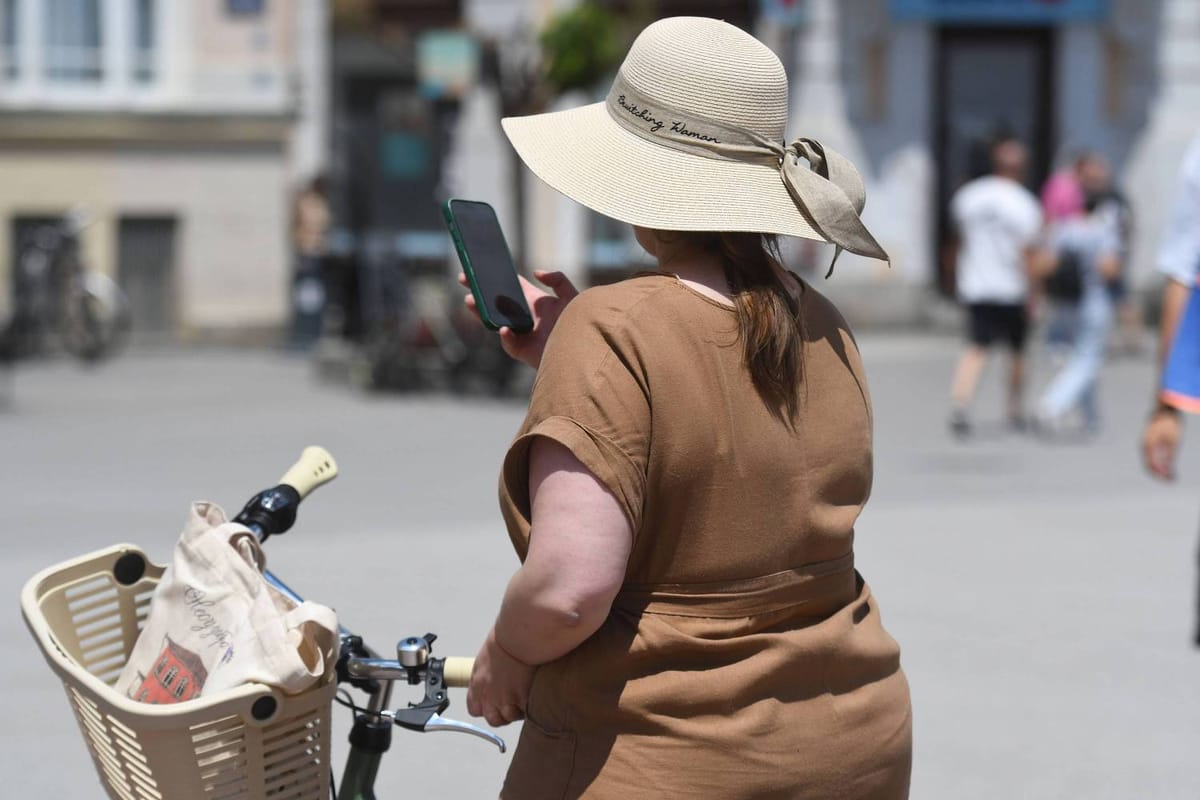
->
xmin=539 ymin=3 xmax=625 ymax=95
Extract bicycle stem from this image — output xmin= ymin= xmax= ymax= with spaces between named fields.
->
xmin=235 ymin=446 xmax=502 ymax=800
xmin=263 ymin=568 xmax=394 ymax=713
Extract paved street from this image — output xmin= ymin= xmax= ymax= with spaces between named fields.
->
xmin=2 ymin=335 xmax=1198 ymax=799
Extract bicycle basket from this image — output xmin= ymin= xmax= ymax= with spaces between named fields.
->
xmin=21 ymin=544 xmax=336 ymax=800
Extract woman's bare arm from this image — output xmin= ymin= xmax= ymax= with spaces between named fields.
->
xmin=493 ymin=438 xmax=633 ymax=665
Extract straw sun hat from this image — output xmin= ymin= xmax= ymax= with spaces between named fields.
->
xmin=501 ymin=16 xmax=888 ymax=269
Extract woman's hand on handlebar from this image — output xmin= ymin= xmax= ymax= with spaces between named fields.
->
xmin=458 ymin=270 xmax=579 ymax=370
xmin=466 ymin=628 xmax=535 ymax=728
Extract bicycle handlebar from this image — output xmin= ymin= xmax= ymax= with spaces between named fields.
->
xmin=442 ymin=657 xmax=474 ymax=688
xmin=236 ymin=446 xmax=338 ymax=541
xmin=278 ymin=445 xmax=338 ymax=499
xmin=244 ymin=448 xmax=504 ymax=755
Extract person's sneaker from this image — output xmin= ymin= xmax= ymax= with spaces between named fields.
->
xmin=1008 ymin=414 xmax=1029 ymax=433
xmin=949 ymin=410 xmax=970 ymax=439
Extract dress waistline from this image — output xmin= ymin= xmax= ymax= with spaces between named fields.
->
xmin=613 ymin=553 xmax=857 ymax=618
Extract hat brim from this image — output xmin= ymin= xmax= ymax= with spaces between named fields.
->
xmin=502 ymin=102 xmax=824 ymax=242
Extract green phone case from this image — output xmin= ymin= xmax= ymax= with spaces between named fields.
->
xmin=442 ymin=198 xmax=531 ymax=333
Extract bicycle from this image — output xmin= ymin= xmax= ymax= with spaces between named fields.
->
xmin=1 ymin=210 xmax=132 ymax=363
xmin=22 ymin=446 xmax=505 ymax=800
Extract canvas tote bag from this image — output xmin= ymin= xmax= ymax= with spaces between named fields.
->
xmin=115 ymin=502 xmax=338 ymax=704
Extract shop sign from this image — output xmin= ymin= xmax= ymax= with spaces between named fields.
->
xmin=416 ymin=30 xmax=479 ymax=99
xmin=890 ymin=0 xmax=1108 ymax=23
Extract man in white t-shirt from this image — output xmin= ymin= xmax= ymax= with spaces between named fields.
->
xmin=948 ymin=138 xmax=1045 ymax=437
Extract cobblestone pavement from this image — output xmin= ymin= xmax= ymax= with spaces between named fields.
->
xmin=2 ymin=335 xmax=1196 ymax=798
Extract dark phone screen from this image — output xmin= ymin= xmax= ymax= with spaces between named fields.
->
xmin=448 ymin=200 xmax=533 ymax=333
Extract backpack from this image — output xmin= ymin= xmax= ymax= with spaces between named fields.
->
xmin=1045 ymin=247 xmax=1084 ymax=303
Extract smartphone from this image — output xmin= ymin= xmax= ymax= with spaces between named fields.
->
xmin=442 ymin=198 xmax=534 ymax=333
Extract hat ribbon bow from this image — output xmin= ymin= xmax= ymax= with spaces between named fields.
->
xmin=775 ymin=138 xmax=889 ymax=277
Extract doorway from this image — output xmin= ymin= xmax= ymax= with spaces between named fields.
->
xmin=117 ymin=216 xmax=177 ymax=339
xmin=935 ymin=27 xmax=1054 ymax=294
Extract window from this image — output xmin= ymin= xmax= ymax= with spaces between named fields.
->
xmin=44 ymin=0 xmax=103 ymax=82
xmin=155 ymin=655 xmax=169 ymax=676
xmin=173 ymin=677 xmax=188 ymax=698
xmin=131 ymin=0 xmax=156 ymax=83
xmin=162 ymin=666 xmax=178 ymax=687
xmin=1 ymin=0 xmax=16 ymax=80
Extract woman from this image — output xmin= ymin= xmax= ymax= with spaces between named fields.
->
xmin=1036 ymin=193 xmax=1122 ymax=434
xmin=464 ymin=17 xmax=912 ymax=799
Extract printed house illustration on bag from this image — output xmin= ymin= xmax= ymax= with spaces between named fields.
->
xmin=126 ymin=635 xmax=208 ymax=704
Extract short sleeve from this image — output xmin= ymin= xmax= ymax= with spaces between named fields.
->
xmin=502 ymin=290 xmax=651 ymax=536
xmin=1158 ymin=138 xmax=1200 ymax=286
xmin=1015 ymin=191 xmax=1043 ymax=245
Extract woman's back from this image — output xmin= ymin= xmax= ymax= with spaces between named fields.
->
xmin=498 ymin=274 xmax=910 ymax=799
xmin=627 ymin=274 xmax=871 ymax=581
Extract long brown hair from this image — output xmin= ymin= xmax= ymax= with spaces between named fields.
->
xmin=663 ymin=231 xmax=805 ymax=419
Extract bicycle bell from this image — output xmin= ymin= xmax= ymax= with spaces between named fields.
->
xmin=398 ymin=633 xmax=437 ymax=668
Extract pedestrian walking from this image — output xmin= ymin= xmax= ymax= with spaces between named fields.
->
xmin=1143 ymin=135 xmax=1200 ymax=477
xmin=290 ymin=175 xmax=331 ymax=349
xmin=947 ymin=137 xmax=1045 ymax=436
xmin=1141 ymin=133 xmax=1200 ymax=643
xmin=462 ymin=17 xmax=911 ymax=799
xmin=1038 ymin=154 xmax=1087 ymax=356
xmin=1034 ymin=195 xmax=1121 ymax=434
xmin=1078 ymin=154 xmax=1141 ymax=354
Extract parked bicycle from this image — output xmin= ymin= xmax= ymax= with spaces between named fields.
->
xmin=324 ymin=246 xmax=520 ymax=396
xmin=22 ymin=447 xmax=503 ymax=800
xmin=1 ymin=210 xmax=132 ymax=363
xmin=358 ymin=287 xmax=520 ymax=395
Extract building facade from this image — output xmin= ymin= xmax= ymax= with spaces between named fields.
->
xmin=23 ymin=1 xmax=1182 ymax=336
xmin=784 ymin=0 xmax=1199 ymax=324
xmin=0 ymin=0 xmax=329 ymax=339
xmin=449 ymin=0 xmax=1200 ymax=326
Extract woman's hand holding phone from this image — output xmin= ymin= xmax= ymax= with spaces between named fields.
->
xmin=459 ymin=269 xmax=578 ymax=370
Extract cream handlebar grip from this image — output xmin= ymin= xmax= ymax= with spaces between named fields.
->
xmin=442 ymin=657 xmax=475 ymax=688
xmin=278 ymin=446 xmax=339 ymax=499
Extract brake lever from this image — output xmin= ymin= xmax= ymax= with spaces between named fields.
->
xmin=389 ymin=656 xmax=506 ymax=753
xmin=423 ymin=713 xmax=507 ymax=753
xmin=388 ymin=707 xmax=506 ymax=752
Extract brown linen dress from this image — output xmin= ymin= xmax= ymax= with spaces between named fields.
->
xmin=498 ymin=274 xmax=912 ymax=799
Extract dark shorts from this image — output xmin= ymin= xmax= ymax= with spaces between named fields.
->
xmin=967 ymin=303 xmax=1028 ymax=351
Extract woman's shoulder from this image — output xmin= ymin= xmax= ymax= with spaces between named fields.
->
xmin=799 ymin=278 xmax=851 ymax=326
xmin=558 ymin=273 xmax=681 ymax=328
xmin=796 ymin=278 xmax=863 ymax=352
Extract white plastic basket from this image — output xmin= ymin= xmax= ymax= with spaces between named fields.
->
xmin=21 ymin=543 xmax=336 ymax=800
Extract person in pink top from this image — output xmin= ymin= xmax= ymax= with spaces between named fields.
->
xmin=1041 ymin=158 xmax=1085 ymax=222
